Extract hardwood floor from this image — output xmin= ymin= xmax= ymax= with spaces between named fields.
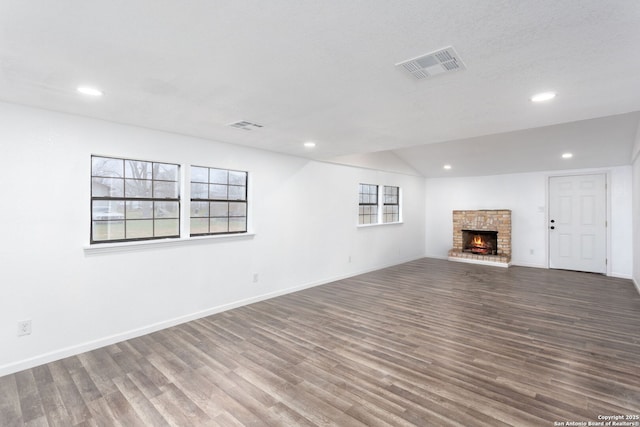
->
xmin=2 ymin=258 xmax=640 ymax=426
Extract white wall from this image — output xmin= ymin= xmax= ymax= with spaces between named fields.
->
xmin=632 ymin=122 xmax=640 ymax=292
xmin=425 ymin=167 xmax=633 ymax=277
xmin=0 ymin=102 xmax=426 ymax=375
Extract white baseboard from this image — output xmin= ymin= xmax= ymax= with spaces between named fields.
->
xmin=610 ymin=272 xmax=633 ymax=280
xmin=633 ymin=277 xmax=640 ymax=296
xmin=424 ymin=254 xmax=448 ymax=260
xmin=0 ymin=255 xmax=423 ymax=377
xmin=509 ymin=261 xmax=547 ymax=269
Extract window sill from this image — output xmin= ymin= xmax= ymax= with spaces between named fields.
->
xmin=357 ymin=221 xmax=403 ymax=228
xmin=84 ymin=232 xmax=255 ymax=255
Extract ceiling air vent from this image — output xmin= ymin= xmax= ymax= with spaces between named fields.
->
xmin=228 ymin=120 xmax=263 ymax=131
xmin=396 ymin=46 xmax=466 ymax=80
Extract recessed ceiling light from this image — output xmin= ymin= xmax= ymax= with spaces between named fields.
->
xmin=303 ymin=141 xmax=316 ymax=148
xmin=443 ymin=164 xmax=452 ymax=170
xmin=77 ymin=86 xmax=104 ymax=97
xmin=530 ymin=91 xmax=556 ymax=102
xmin=562 ymin=152 xmax=573 ymax=159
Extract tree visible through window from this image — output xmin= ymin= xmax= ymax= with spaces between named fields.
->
xmin=190 ymin=166 xmax=247 ymax=235
xmin=91 ymin=156 xmax=180 ymax=243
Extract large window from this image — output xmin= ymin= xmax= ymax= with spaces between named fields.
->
xmin=91 ymin=156 xmax=180 ymax=243
xmin=358 ymin=183 xmax=378 ymax=225
xmin=190 ymin=166 xmax=247 ymax=235
xmin=383 ymin=185 xmax=400 ymax=223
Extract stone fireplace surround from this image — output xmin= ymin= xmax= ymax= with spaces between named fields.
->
xmin=448 ymin=209 xmax=511 ymax=267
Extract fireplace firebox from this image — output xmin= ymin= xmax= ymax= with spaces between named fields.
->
xmin=462 ymin=230 xmax=498 ymax=255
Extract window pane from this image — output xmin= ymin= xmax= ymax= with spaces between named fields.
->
xmin=229 ymin=217 xmax=247 ymax=232
xmin=191 ymin=182 xmax=208 ymax=199
xmin=209 ymin=184 xmax=228 ymax=199
xmin=125 ymin=219 xmax=153 ymax=238
xmin=154 ymin=163 xmax=178 ymax=181
xmin=125 ymin=179 xmax=152 ymax=198
xmin=126 ymin=201 xmax=153 ymax=219
xmin=210 ymin=202 xmax=229 ymax=217
xmin=92 ymin=177 xmax=124 ymax=197
xmin=191 ymin=201 xmax=209 ymax=217
xmin=384 ymin=186 xmax=399 ymax=204
xmin=189 ymin=165 xmax=248 ymax=236
xmin=92 ymin=157 xmax=123 ymax=178
xmin=229 ymin=171 xmax=246 ymax=186
xmin=210 ymin=217 xmax=228 ymax=233
xmin=125 ymin=160 xmax=153 ymax=179
xmin=155 ymin=201 xmax=179 ymax=218
xmin=191 ymin=166 xmax=208 ymax=183
xmin=154 ymin=219 xmax=179 ymax=236
xmin=92 ymin=200 xmax=124 ymax=220
xmin=190 ymin=217 xmax=209 ymax=234
xmin=229 ymin=202 xmax=246 ymax=217
xmin=91 ymin=156 xmax=181 ymax=244
xmin=92 ymin=221 xmax=125 ymax=241
xmin=228 ymin=186 xmax=246 ymax=201
xmin=209 ymin=169 xmax=228 ymax=184
xmin=153 ymin=181 xmax=179 ymax=199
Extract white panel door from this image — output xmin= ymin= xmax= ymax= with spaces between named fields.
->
xmin=548 ymin=174 xmax=606 ymax=274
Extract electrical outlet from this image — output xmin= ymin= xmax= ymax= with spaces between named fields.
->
xmin=253 ymin=273 xmax=259 ymax=283
xmin=17 ymin=320 xmax=31 ymax=337
xmin=348 ymin=255 xmax=352 ymax=263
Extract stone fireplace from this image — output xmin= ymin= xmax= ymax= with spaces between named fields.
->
xmin=448 ymin=210 xmax=511 ymax=267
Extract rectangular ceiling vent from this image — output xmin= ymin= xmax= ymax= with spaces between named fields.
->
xmin=396 ymin=46 xmax=466 ymax=80
xmin=228 ymin=120 xmax=263 ymax=131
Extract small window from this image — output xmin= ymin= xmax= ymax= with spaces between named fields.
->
xmin=190 ymin=166 xmax=247 ymax=235
xmin=383 ymin=186 xmax=400 ymax=223
xmin=358 ymin=183 xmax=378 ymax=225
xmin=91 ymin=156 xmax=180 ymax=243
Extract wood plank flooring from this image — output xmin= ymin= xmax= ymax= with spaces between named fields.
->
xmin=2 ymin=258 xmax=640 ymax=426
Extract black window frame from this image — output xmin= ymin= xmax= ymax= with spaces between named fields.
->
xmin=358 ymin=183 xmax=379 ymax=225
xmin=90 ymin=155 xmax=181 ymax=244
xmin=383 ymin=185 xmax=400 ymax=223
xmin=190 ymin=165 xmax=248 ymax=236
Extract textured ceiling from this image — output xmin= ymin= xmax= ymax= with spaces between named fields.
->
xmin=1 ymin=1 xmax=639 ymax=176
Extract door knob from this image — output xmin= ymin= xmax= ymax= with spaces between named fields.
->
xmin=550 ymin=219 xmax=555 ymax=223
xmin=550 ymin=226 xmax=555 ymax=230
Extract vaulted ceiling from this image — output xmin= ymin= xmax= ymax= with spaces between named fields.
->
xmin=1 ymin=1 xmax=639 ymax=176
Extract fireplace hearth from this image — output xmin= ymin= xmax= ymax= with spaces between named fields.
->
xmin=448 ymin=210 xmax=511 ymax=267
